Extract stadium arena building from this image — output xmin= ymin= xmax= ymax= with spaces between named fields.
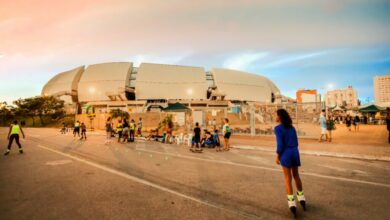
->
xmin=42 ymin=62 xmax=281 ymax=114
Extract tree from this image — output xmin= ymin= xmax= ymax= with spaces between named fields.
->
xmin=13 ymin=96 xmax=65 ymax=126
xmin=39 ymin=96 xmax=65 ymax=124
xmin=0 ymin=103 xmax=14 ymax=126
xmin=13 ymin=98 xmax=39 ymax=126
xmin=110 ymin=108 xmax=129 ymax=120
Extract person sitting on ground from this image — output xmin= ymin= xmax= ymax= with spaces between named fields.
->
xmin=213 ymin=130 xmax=222 ymax=152
xmin=201 ymin=131 xmax=214 ymax=148
xmin=200 ymin=129 xmax=208 ymax=147
xmin=145 ymin=129 xmax=157 ymax=141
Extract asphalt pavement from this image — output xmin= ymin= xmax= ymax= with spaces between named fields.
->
xmin=0 ymin=128 xmax=389 ymax=220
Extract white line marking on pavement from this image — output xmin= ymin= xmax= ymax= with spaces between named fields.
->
xmin=233 ymin=145 xmax=390 ymax=162
xmin=35 ymin=144 xmax=259 ymax=220
xmin=45 ymin=160 xmax=73 ymax=166
xmin=319 ymin=165 xmax=348 ymax=172
xmin=136 ymin=148 xmax=390 ymax=189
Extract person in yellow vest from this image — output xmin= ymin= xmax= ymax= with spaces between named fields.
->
xmin=129 ymin=119 xmax=136 ymax=142
xmin=117 ymin=120 xmax=123 ymax=143
xmin=5 ymin=120 xmax=25 ymax=155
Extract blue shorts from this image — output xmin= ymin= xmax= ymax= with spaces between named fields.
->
xmin=203 ymin=140 xmax=213 ymax=145
xmin=280 ymin=148 xmax=301 ymax=168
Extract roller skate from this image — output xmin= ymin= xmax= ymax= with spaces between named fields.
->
xmin=287 ymin=195 xmax=297 ymax=218
xmin=297 ymin=191 xmax=306 ymax=211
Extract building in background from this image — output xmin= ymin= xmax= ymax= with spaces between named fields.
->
xmin=326 ymin=86 xmax=358 ymax=108
xmin=42 ymin=62 xmax=281 ymax=114
xmin=296 ymin=89 xmax=320 ymax=103
xmin=374 ymin=74 xmax=390 ymax=107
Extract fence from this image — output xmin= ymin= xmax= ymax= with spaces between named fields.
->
xmin=201 ymin=102 xmax=324 ymax=137
xmin=75 ymin=102 xmax=325 ymax=137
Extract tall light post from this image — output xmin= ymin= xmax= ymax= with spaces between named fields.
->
xmin=321 ymin=84 xmax=334 ymax=118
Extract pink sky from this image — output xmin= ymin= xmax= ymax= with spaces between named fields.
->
xmin=1 ymin=0 xmax=389 ymax=103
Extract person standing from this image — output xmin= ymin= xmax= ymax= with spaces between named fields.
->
xmin=61 ymin=122 xmax=67 ymax=134
xmin=122 ymin=119 xmax=129 ymax=143
xmin=4 ymin=120 xmax=25 ymax=155
xmin=192 ymin=122 xmax=201 ymax=150
xmin=386 ymin=113 xmax=390 ymax=143
xmin=319 ymin=110 xmax=327 ymax=142
xmin=129 ymin=119 xmax=136 ymax=142
xmin=80 ymin=122 xmax=87 ymax=140
xmin=354 ymin=115 xmax=361 ymax=132
xmin=274 ymin=109 xmax=306 ymax=217
xmin=326 ymin=116 xmax=336 ymax=142
xmin=137 ymin=118 xmax=143 ymax=137
xmin=222 ymin=118 xmax=231 ymax=151
xmin=73 ymin=120 xmax=81 ymax=138
xmin=105 ymin=117 xmax=113 ymax=145
xmin=345 ymin=115 xmax=352 ymax=131
xmin=116 ymin=120 xmax=123 ymax=143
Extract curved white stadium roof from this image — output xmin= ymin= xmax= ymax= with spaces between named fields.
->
xmin=211 ymin=68 xmax=279 ymax=102
xmin=41 ymin=66 xmax=84 ymax=104
xmin=42 ymin=62 xmax=280 ymax=104
xmin=136 ymin=63 xmax=208 ymax=100
xmin=77 ymin=62 xmax=132 ymax=102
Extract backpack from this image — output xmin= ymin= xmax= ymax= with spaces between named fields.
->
xmin=225 ymin=125 xmax=231 ymax=133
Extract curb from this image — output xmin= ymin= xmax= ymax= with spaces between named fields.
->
xmin=232 ymin=145 xmax=390 ymax=162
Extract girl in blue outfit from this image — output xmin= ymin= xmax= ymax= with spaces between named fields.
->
xmin=274 ymin=109 xmax=306 ymax=218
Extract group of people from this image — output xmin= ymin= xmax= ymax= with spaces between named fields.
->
xmin=104 ymin=117 xmax=142 ymax=145
xmin=344 ymin=115 xmax=361 ymax=132
xmin=319 ymin=111 xmax=366 ymax=142
xmin=319 ymin=110 xmax=336 ymax=142
xmin=71 ymin=120 xmax=87 ymax=140
xmin=191 ymin=118 xmax=232 ymax=152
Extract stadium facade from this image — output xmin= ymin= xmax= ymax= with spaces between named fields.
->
xmin=42 ymin=62 xmax=281 ymax=114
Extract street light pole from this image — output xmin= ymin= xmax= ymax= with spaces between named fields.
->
xmin=321 ymin=86 xmax=331 ymax=118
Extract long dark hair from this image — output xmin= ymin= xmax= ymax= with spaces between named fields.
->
xmin=277 ymin=109 xmax=293 ymax=128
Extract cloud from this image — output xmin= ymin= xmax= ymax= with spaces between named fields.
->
xmin=223 ymin=52 xmax=268 ymax=71
xmin=0 ymin=53 xmax=4 ymax=59
xmin=265 ymin=51 xmax=332 ymax=68
xmin=129 ymin=52 xmax=192 ymax=66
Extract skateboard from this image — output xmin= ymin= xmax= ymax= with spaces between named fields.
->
xmin=190 ymin=148 xmax=203 ymax=153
